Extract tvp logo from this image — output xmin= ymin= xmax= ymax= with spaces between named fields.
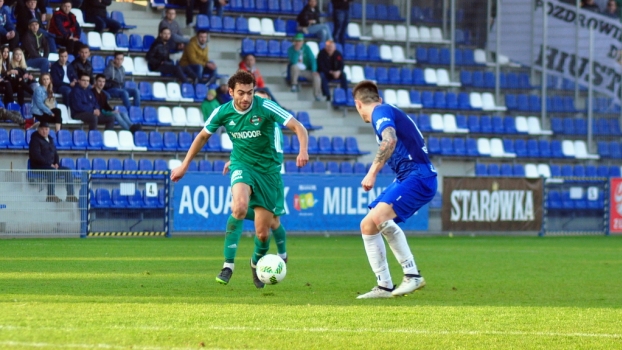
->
xmin=294 ymin=192 xmax=317 ymax=211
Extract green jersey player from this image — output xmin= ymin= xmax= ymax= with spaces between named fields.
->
xmin=171 ymin=70 xmax=309 ymax=289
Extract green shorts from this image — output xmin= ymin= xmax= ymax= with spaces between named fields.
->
xmin=230 ymin=163 xmax=285 ymax=216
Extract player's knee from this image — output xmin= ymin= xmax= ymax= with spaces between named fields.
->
xmin=360 ymin=218 xmax=376 ymax=235
xmin=231 ymin=204 xmax=248 ymax=220
xmin=256 ymin=229 xmax=269 ymax=241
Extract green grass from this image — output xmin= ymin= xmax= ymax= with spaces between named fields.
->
xmin=1 ymin=235 xmax=622 ymax=349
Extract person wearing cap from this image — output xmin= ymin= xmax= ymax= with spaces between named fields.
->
xmin=296 ymin=0 xmax=332 ymax=43
xmin=28 ymin=121 xmax=78 ymax=203
xmin=201 ymin=88 xmax=220 ymax=121
xmin=21 ymin=18 xmax=50 ymax=73
xmin=15 ymin=0 xmax=57 ymax=53
xmin=287 ymin=33 xmax=322 ymax=100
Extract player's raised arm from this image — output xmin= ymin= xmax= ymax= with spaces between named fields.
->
xmin=285 ymin=118 xmax=309 ymax=167
xmin=170 ymin=129 xmax=211 ymax=182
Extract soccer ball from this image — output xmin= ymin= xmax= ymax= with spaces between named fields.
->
xmin=256 ymin=254 xmax=287 ymax=285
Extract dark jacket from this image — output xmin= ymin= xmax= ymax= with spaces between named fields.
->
xmin=69 ymin=85 xmax=99 ymax=114
xmin=50 ymin=61 xmax=77 ymax=91
xmin=81 ymin=0 xmax=112 ymax=18
xmin=297 ymin=4 xmax=321 ymax=27
xmin=21 ymin=29 xmax=49 ymax=59
xmin=331 ymin=0 xmax=352 ymax=11
xmin=317 ymin=49 xmax=345 ymax=74
xmin=15 ymin=5 xmax=42 ymax=37
xmin=0 ymin=5 xmax=16 ymax=35
xmin=71 ymin=59 xmax=93 ymax=82
xmin=48 ymin=9 xmax=81 ymax=39
xmin=29 ymin=131 xmax=59 ymax=169
xmin=92 ymin=87 xmax=113 ymax=112
xmin=145 ymin=38 xmax=171 ymax=71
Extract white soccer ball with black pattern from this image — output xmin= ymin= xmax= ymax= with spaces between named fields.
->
xmin=256 ymin=254 xmax=287 ymax=285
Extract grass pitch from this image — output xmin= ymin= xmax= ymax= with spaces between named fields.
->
xmin=0 ymin=235 xmax=621 ymax=349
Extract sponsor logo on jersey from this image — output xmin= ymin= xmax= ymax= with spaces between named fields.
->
xmin=250 ymin=115 xmax=262 ymax=125
xmin=230 ymin=130 xmax=262 ymax=139
xmin=375 ymin=117 xmax=391 ymax=130
xmin=228 ymin=120 xmax=236 ymax=126
xmin=231 ymin=170 xmax=243 ymax=182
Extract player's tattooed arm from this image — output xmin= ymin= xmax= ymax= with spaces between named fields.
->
xmin=374 ymin=127 xmax=397 ymax=165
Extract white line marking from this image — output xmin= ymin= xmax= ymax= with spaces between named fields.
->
xmin=0 ymin=341 xmax=249 ymax=350
xmin=1 ymin=325 xmax=620 ymax=339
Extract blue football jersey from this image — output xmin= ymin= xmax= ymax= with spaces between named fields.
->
xmin=371 ymin=104 xmax=437 ymax=180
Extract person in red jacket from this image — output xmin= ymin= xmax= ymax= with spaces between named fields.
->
xmin=238 ymin=53 xmax=279 ymax=104
xmin=48 ymin=0 xmax=81 ymax=55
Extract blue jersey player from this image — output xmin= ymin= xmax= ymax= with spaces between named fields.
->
xmin=352 ymin=81 xmax=438 ymax=299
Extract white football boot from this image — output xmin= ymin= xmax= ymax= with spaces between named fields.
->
xmin=356 ymin=286 xmax=395 ymax=299
xmin=392 ymin=274 xmax=426 ymax=296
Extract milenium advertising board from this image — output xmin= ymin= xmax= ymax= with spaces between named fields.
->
xmin=172 ymin=173 xmax=429 ymax=232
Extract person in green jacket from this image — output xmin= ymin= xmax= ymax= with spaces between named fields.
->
xmin=201 ymin=88 xmax=220 ymax=121
xmin=287 ymin=33 xmax=322 ymax=101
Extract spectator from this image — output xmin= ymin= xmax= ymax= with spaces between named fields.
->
xmin=0 ymin=45 xmax=16 ymax=106
xmin=582 ymin=0 xmax=600 ymax=12
xmin=11 ymin=0 xmax=48 ymax=24
xmin=48 ymin=0 xmax=81 ymax=55
xmin=146 ymin=27 xmax=195 ymax=83
xmin=50 ymin=48 xmax=77 ymax=105
xmin=103 ymin=51 xmax=140 ymax=111
xmin=185 ymin=0 xmax=225 ymax=27
xmin=28 ymin=121 xmax=78 ymax=203
xmin=15 ymin=0 xmax=57 ymax=53
xmin=331 ymin=0 xmax=351 ymax=47
xmin=159 ymin=8 xmax=189 ymax=51
xmin=0 ymin=0 xmax=19 ymax=49
xmin=215 ymin=83 xmax=231 ymax=104
xmin=287 ymin=33 xmax=322 ymax=100
xmin=69 ymin=72 xmax=114 ymax=130
xmin=201 ymin=88 xmax=219 ymax=121
xmin=81 ymin=0 xmax=121 ymax=34
xmin=180 ymin=30 xmax=218 ymax=84
xmin=7 ymin=47 xmax=34 ymax=105
xmin=296 ymin=0 xmax=332 ymax=43
xmin=92 ymin=74 xmax=136 ymax=131
xmin=21 ymin=18 xmax=50 ymax=73
xmin=604 ymin=0 xmax=619 ymax=18
xmin=32 ymin=72 xmax=62 ymax=132
xmin=317 ymin=40 xmax=347 ymax=102
xmin=71 ymin=44 xmax=93 ymax=83
xmin=238 ymin=53 xmax=278 ymax=103
xmin=0 ymin=105 xmax=33 ymax=129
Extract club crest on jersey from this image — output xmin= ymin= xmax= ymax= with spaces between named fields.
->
xmin=249 ymin=115 xmax=262 ymax=125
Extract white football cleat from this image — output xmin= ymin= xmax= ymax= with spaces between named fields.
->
xmin=356 ymin=286 xmax=394 ymax=299
xmin=392 ymin=274 xmax=426 ymax=296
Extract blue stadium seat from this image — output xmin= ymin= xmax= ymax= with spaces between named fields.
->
xmin=475 ymin=163 xmax=487 ymax=176
xmin=326 ymin=161 xmax=339 ymax=174
xmin=280 ymin=40 xmax=292 ymax=57
xmin=458 ymin=92 xmax=471 ymax=110
xmin=317 ymin=136 xmax=331 ymax=154
xmin=513 ymin=164 xmax=526 ymax=177
xmin=105 ymin=158 xmax=122 ymax=179
xmin=181 ymin=83 xmax=195 ymax=101
xmin=284 ymin=160 xmax=297 ymax=173
xmin=343 ymin=43 xmax=356 ymax=60
xmin=417 ymin=114 xmax=431 ymax=132
xmin=453 ymin=137 xmax=466 ymax=156
xmin=212 ymin=160 xmax=226 ymax=173
xmin=290 ymin=135 xmax=300 ymax=153
xmin=483 ymin=71 xmax=495 ymax=89
xmin=71 ymin=130 xmax=87 ymax=150
xmin=198 ymin=160 xmax=212 ymax=172
xmin=235 ymin=16 xmax=249 ymax=34
xmin=467 ymin=115 xmax=480 ymax=133
xmin=466 ymin=138 xmax=479 ymax=156
xmin=162 ymin=132 xmax=177 ymax=152
xmin=610 ymin=141 xmax=622 ymax=159
xmin=126 ymin=190 xmax=144 ymax=208
xmin=122 ymin=158 xmax=138 ymax=179
xmin=388 ymin=67 xmax=400 ymax=85
xmin=537 ymin=140 xmax=550 ymax=158
xmin=551 ymin=140 xmax=564 ymax=158
xmin=85 ymin=130 xmax=103 ymax=150
xmin=596 ymin=165 xmax=608 ymax=177
xmin=368 ymin=44 xmax=381 ymax=61
xmin=178 ymin=132 xmax=193 ymax=151
xmin=500 ymin=163 xmax=513 ymax=177
xmin=340 ymin=162 xmax=353 ymax=174
xmin=421 ymin=91 xmax=434 ymax=109
xmin=585 ymin=165 xmax=597 ymax=178
xmin=488 ymin=163 xmax=500 ymax=176
xmin=91 ymin=55 xmax=105 ymax=73
xmin=241 ymin=38 xmax=255 ymax=55
xmin=142 ymin=34 xmax=155 ymax=52
xmin=462 ymin=49 xmax=475 ymax=65
xmin=550 ymin=117 xmax=563 ymax=134
xmin=255 ymin=39 xmax=268 ymax=57
xmin=434 ymin=92 xmax=446 ymax=109
xmin=427 ymin=136 xmax=440 ymax=155
xmin=503 ymin=116 xmax=517 ymax=134
xmin=597 ymin=141 xmax=610 ymax=158
xmin=356 ymin=43 xmax=367 ymax=61
xmin=345 ymin=137 xmax=364 ymax=154
xmin=332 ymin=88 xmax=346 ymax=107
xmin=353 ymin=162 xmax=366 ymax=174
xmin=409 ymin=90 xmax=422 ymax=106
xmin=376 ymin=4 xmax=388 ymax=20
xmin=375 ymin=67 xmax=388 ymax=85
xmin=129 ymin=34 xmax=142 ymax=52
xmin=222 ymin=16 xmax=235 ymax=33
xmin=267 ymin=0 xmax=279 ymax=12
xmin=562 ymin=118 xmax=575 ymax=135
xmin=268 ymin=39 xmax=281 ymax=57
xmin=515 ymin=94 xmax=529 ymax=112
xmin=479 ymin=115 xmax=492 ymax=134
xmin=139 ymin=82 xmax=153 ymax=101
xmin=562 ymin=190 xmax=575 ymax=209
xmin=504 ymin=94 xmax=517 ymax=111
xmin=412 ymin=68 xmax=425 ymax=85
xmin=506 ymin=73 xmax=519 ymax=89
xmin=142 ymin=106 xmax=157 ymax=125
xmin=518 ymin=73 xmax=532 ymax=89
xmin=285 ymin=19 xmax=298 ymax=35
xmin=94 ymin=188 xmax=111 ymax=208
xmin=110 ymin=189 xmax=129 ymax=208
xmin=312 ymin=161 xmax=326 ymax=173
xmin=397 ymin=67 xmax=412 ymax=85
xmin=210 ymin=16 xmax=223 ymax=32
xmin=548 ymin=190 xmax=562 ymax=209
xmin=610 ymin=166 xmax=621 ymax=177
xmin=299 ymin=162 xmax=312 ymax=173
xmin=514 ymin=139 xmax=527 ymax=157
xmin=307 ymin=135 xmax=318 ymax=154
xmin=428 ymin=47 xmax=439 ymax=65
xmin=138 ymin=159 xmax=153 ymax=174
xmin=575 ymin=118 xmax=587 ymax=135
xmin=296 ymin=111 xmax=321 ymax=130
xmin=472 ymin=71 xmax=484 ymax=88
xmin=148 ymin=131 xmax=163 ymax=151
xmin=491 ymin=116 xmax=504 ymax=134
xmin=7 ymin=129 xmax=26 ymax=149
xmin=526 ymin=139 xmax=539 ymax=158
xmin=460 ymin=70 xmax=472 ymax=87
xmin=116 ymin=33 xmax=129 ymax=50
xmin=560 ymin=165 xmax=573 ymax=177
xmin=332 ymin=136 xmax=345 ymax=154
xmin=56 ymin=130 xmax=73 ymax=150
xmin=439 ymin=48 xmax=450 ymax=65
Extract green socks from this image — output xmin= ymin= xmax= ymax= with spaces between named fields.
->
xmin=223 ymin=215 xmax=244 ymax=263
xmin=272 ymin=224 xmax=287 ymax=255
xmin=251 ymin=235 xmax=271 ymax=265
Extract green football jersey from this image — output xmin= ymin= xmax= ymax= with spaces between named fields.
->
xmin=204 ymin=96 xmax=292 ymax=174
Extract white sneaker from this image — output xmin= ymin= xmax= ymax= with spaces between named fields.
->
xmin=356 ymin=286 xmax=394 ymax=299
xmin=392 ymin=274 xmax=425 ymax=296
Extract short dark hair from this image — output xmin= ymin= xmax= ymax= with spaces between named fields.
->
xmin=227 ymin=70 xmax=255 ymax=90
xmin=159 ymin=27 xmax=171 ymax=34
xmin=78 ymin=44 xmax=89 ymax=51
xmin=352 ymin=80 xmax=381 ymax=104
xmin=95 ymin=74 xmax=106 ymax=81
xmin=57 ymin=48 xmax=67 ymax=55
xmin=197 ymin=30 xmax=208 ymax=36
xmin=79 ymin=72 xmax=91 ymax=80
xmin=113 ymin=51 xmax=124 ymax=58
xmin=243 ymin=53 xmax=255 ymax=60
xmin=61 ymin=0 xmax=72 ymax=4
